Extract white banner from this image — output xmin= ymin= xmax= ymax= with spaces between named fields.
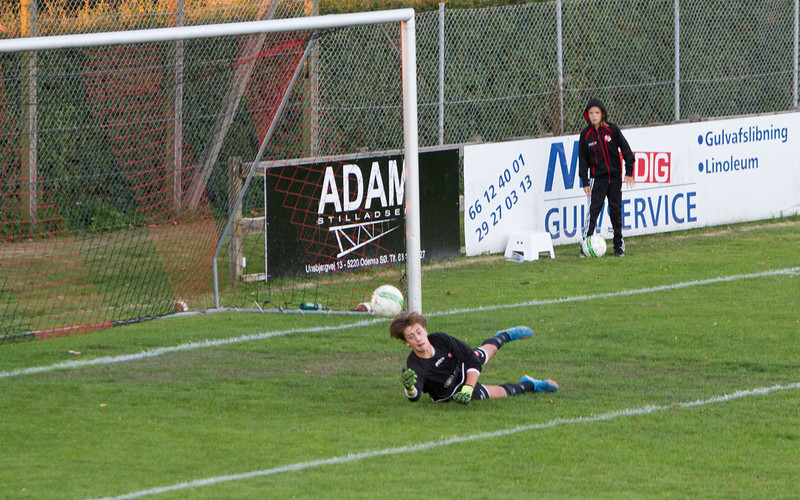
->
xmin=463 ymin=111 xmax=800 ymax=255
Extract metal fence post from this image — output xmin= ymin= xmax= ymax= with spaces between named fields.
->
xmin=438 ymin=2 xmax=445 ymax=145
xmin=556 ymin=0 xmax=564 ymax=134
xmin=674 ymin=0 xmax=681 ymax=121
xmin=794 ymin=0 xmax=798 ymax=108
xmin=310 ymin=0 xmax=320 ymax=155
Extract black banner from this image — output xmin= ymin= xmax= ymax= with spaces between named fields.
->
xmin=265 ymin=149 xmax=460 ymax=279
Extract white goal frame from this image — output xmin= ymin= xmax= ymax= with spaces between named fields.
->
xmin=0 ymin=9 xmax=424 ymax=314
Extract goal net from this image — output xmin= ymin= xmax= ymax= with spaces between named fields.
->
xmin=0 ymin=8 xmax=421 ymax=343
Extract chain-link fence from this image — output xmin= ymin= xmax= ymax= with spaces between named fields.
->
xmin=313 ymin=0 xmax=798 ymax=150
xmin=4 ymin=0 xmax=797 ymax=151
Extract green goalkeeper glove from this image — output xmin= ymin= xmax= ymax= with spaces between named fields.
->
xmin=452 ymin=385 xmax=474 ymax=405
xmin=401 ymin=368 xmax=417 ymax=393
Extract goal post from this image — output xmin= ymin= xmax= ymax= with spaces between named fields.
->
xmin=0 ymin=9 xmax=422 ymax=342
xmin=401 ymin=17 xmax=422 ymax=315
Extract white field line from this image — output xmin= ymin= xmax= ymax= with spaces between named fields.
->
xmin=2 ymin=266 xmax=797 ymax=381
xmin=0 ymin=318 xmax=384 ymax=379
xmin=104 ymin=381 xmax=800 ymax=499
xmin=428 ymin=266 xmax=799 ymax=317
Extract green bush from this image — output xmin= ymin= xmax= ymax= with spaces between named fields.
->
xmin=320 ymin=0 xmax=543 ymax=14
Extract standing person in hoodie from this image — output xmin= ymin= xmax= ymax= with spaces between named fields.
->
xmin=578 ymin=98 xmax=636 ymax=257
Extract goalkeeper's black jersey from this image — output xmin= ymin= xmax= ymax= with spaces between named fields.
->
xmin=405 ymin=332 xmax=483 ymax=403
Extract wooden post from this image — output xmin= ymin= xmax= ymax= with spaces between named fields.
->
xmin=20 ymin=0 xmax=38 ymax=229
xmin=228 ymin=157 xmax=243 ymax=290
xmin=304 ymin=0 xmax=319 ymax=156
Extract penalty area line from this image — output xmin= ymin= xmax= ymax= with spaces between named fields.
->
xmin=103 ymin=381 xmax=800 ymax=499
xmin=2 ymin=266 xmax=796 ymax=380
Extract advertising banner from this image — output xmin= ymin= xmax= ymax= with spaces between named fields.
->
xmin=463 ymin=112 xmax=799 ymax=255
xmin=266 ymin=149 xmax=460 ymax=278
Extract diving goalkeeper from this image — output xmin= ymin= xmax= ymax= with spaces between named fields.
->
xmin=390 ymin=312 xmax=558 ymax=404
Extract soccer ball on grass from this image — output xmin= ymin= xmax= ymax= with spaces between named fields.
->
xmin=370 ymin=285 xmax=404 ymax=317
xmin=581 ymin=235 xmax=607 ymax=258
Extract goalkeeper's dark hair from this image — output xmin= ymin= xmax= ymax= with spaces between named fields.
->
xmin=390 ymin=311 xmax=427 ymax=340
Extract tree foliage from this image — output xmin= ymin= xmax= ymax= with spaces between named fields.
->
xmin=319 ymin=0 xmax=544 ymax=15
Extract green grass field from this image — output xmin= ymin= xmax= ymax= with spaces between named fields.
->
xmin=2 ymin=218 xmax=799 ymax=499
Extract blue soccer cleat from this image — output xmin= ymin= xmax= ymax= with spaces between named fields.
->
xmin=496 ymin=326 xmax=533 ymax=341
xmin=521 ymin=375 xmax=559 ymax=393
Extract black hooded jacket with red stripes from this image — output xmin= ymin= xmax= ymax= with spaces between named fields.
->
xmin=578 ymin=98 xmax=635 ymax=187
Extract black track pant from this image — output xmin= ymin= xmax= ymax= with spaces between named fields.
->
xmin=583 ymin=175 xmax=624 ymax=252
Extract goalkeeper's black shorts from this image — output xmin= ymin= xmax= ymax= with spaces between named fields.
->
xmin=471 ymin=383 xmax=489 ymax=400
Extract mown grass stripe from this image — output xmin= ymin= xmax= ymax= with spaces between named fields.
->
xmin=104 ymin=381 xmax=800 ymax=499
xmin=2 ymin=267 xmax=796 ymax=380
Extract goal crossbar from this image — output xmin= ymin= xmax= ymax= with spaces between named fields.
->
xmin=0 ymin=10 xmax=416 ymax=52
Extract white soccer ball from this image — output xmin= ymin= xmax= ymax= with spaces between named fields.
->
xmin=581 ymin=235 xmax=607 ymax=258
xmin=370 ymin=285 xmax=404 ymax=318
